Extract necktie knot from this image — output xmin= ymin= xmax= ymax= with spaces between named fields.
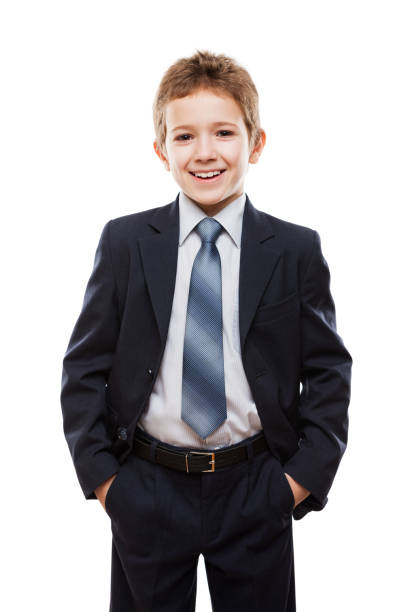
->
xmin=196 ymin=217 xmax=223 ymax=244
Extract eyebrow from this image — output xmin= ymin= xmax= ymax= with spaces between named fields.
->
xmin=170 ymin=121 xmax=238 ymax=133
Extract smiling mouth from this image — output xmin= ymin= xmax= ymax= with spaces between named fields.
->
xmin=189 ymin=169 xmax=227 ymax=181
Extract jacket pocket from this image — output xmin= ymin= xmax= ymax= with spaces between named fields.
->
xmin=252 ymin=291 xmax=299 ymax=326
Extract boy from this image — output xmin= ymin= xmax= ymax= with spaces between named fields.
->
xmin=61 ymin=49 xmax=352 ymax=612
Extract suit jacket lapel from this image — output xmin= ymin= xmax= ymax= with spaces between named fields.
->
xmin=138 ymin=193 xmax=283 ymax=355
xmin=238 ymin=195 xmax=282 ymax=350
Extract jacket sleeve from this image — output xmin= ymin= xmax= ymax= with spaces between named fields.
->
xmin=282 ymin=230 xmax=353 ymax=520
xmin=60 ymin=220 xmax=121 ymax=500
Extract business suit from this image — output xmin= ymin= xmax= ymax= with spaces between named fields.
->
xmin=61 ymin=192 xmax=352 ymax=610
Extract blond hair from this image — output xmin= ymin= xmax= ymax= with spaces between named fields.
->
xmin=153 ymin=49 xmax=262 ymax=154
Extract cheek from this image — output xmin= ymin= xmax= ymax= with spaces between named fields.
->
xmin=224 ymin=146 xmax=246 ymax=169
xmin=228 ymin=158 xmax=246 ymax=176
xmin=173 ymin=151 xmax=190 ymax=171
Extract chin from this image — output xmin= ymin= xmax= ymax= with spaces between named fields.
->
xmin=194 ymin=197 xmax=226 ymax=207
xmin=190 ymin=188 xmax=228 ymax=200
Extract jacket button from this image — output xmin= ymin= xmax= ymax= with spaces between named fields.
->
xmin=147 ymin=368 xmax=154 ymax=378
xmin=116 ymin=426 xmax=128 ymax=441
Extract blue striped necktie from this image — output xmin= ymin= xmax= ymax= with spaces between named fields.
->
xmin=181 ymin=217 xmax=227 ymax=439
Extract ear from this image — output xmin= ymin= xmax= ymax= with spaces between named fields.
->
xmin=153 ymin=141 xmax=170 ymax=171
xmin=248 ymin=129 xmax=266 ymax=165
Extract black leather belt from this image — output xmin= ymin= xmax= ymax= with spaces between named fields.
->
xmin=133 ymin=429 xmax=269 ymax=473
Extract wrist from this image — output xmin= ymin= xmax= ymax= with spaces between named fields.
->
xmin=284 ymin=472 xmax=311 ymax=507
xmin=94 ymin=473 xmax=117 ymax=502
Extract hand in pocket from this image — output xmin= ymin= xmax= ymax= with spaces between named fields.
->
xmin=95 ymin=473 xmax=118 ymax=513
xmin=283 ymin=472 xmax=311 ymax=509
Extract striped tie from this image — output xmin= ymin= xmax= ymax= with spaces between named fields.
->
xmin=181 ymin=217 xmax=227 ymax=439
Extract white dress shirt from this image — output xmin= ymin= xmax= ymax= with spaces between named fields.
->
xmin=137 ymin=190 xmax=263 ymax=449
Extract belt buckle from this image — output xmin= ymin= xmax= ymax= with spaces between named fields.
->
xmin=185 ymin=450 xmax=215 ymax=473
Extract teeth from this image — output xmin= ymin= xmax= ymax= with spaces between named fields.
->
xmin=193 ymin=170 xmax=222 ymax=178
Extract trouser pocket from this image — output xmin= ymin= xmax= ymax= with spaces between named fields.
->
xmin=105 ymin=462 xmax=126 ymax=519
xmin=274 ymin=459 xmax=295 ymax=515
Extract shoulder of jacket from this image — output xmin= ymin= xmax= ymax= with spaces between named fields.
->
xmin=261 ymin=210 xmax=317 ymax=246
xmin=108 ymin=205 xmax=162 ymax=229
xmin=104 ymin=200 xmax=173 ymax=242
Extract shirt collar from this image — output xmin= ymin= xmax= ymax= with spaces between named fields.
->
xmin=178 ymin=190 xmax=246 ymax=248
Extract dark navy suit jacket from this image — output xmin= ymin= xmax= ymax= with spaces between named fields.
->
xmin=60 ymin=193 xmax=352 ymax=520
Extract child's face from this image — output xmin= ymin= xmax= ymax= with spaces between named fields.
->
xmin=154 ymin=88 xmax=265 ymax=216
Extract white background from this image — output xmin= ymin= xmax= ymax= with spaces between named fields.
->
xmin=1 ymin=1 xmax=407 ymax=610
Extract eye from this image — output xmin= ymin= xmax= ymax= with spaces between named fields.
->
xmin=175 ymin=134 xmax=192 ymax=141
xmin=175 ymin=130 xmax=234 ymax=141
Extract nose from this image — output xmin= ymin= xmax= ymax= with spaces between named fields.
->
xmin=193 ymin=135 xmax=217 ymax=162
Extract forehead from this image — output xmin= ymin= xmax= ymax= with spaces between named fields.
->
xmin=165 ymin=89 xmax=245 ymax=132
